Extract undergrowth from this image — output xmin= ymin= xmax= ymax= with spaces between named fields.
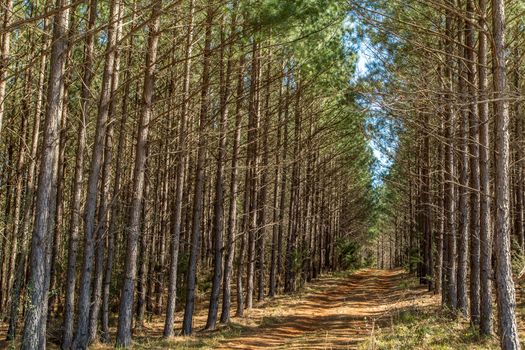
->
xmin=360 ymin=307 xmax=499 ymax=350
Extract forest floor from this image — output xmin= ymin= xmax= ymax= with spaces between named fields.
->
xmin=1 ymin=269 xmax=507 ymax=349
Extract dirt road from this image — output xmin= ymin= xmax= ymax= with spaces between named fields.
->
xmin=215 ymin=269 xmax=433 ymax=349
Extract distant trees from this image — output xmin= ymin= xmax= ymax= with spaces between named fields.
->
xmin=0 ymin=0 xmax=374 ymax=348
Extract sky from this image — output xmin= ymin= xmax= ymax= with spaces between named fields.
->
xmin=354 ymin=37 xmax=396 ymax=187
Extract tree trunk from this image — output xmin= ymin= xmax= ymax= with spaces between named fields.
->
xmin=456 ymin=32 xmax=469 ymax=314
xmin=0 ymin=0 xmax=13 ymax=138
xmin=73 ymin=0 xmax=120 ymax=347
xmin=246 ymin=41 xmax=260 ymax=310
xmin=181 ymin=5 xmax=212 ymax=335
xmin=221 ymin=55 xmax=244 ymax=324
xmin=115 ymin=1 xmax=161 ymax=346
xmin=478 ymin=0 xmax=492 ymax=331
xmin=101 ymin=3 xmax=125 ymax=341
xmin=7 ymin=11 xmax=49 ymax=339
xmin=465 ymin=0 xmax=480 ymax=325
xmin=492 ymin=0 xmax=521 ymax=347
xmin=20 ymin=0 xmax=69 ymax=347
xmin=257 ymin=51 xmax=272 ymax=301
xmin=269 ymin=69 xmax=284 ymax=297
xmin=163 ymin=0 xmax=195 ymax=338
xmin=206 ymin=12 xmax=235 ymax=330
xmin=443 ymin=0 xmax=457 ymax=310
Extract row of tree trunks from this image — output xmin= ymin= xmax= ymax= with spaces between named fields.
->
xmin=373 ymin=0 xmax=521 ymax=347
xmin=0 ymin=1 xmax=375 ymax=348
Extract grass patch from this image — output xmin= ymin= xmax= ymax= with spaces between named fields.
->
xmin=360 ymin=307 xmax=499 ymax=350
xmin=260 ymin=315 xmax=281 ymax=327
xmin=397 ymin=277 xmax=419 ymax=290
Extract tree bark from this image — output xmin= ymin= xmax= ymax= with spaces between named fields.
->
xmin=221 ymin=55 xmax=244 ymax=324
xmin=456 ymin=31 xmax=469 ymax=314
xmin=246 ymin=41 xmax=260 ymax=309
xmin=478 ymin=0 xmax=492 ymax=329
xmin=21 ymin=0 xmax=69 ymax=347
xmin=101 ymin=3 xmax=125 ymax=341
xmin=466 ymin=0 xmax=480 ymax=325
xmin=115 ymin=1 xmax=161 ymax=346
xmin=0 ymin=0 xmax=13 ymax=138
xmin=162 ymin=0 xmax=195 ymax=338
xmin=269 ymin=68 xmax=284 ymax=297
xmin=491 ymin=0 xmax=521 ymax=347
xmin=206 ymin=12 xmax=235 ymax=330
xmin=443 ymin=0 xmax=457 ymax=310
xmin=181 ymin=4 xmax=212 ymax=335
xmin=73 ymin=0 xmax=120 ymax=347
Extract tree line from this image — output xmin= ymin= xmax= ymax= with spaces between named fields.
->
xmin=363 ymin=0 xmax=523 ymax=348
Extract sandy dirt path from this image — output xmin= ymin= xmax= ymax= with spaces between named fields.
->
xmin=213 ymin=269 xmax=433 ymax=349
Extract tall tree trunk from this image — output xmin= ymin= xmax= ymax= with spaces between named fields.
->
xmin=456 ymin=33 xmax=469 ymax=314
xmin=421 ymin=113 xmax=432 ymax=290
xmin=466 ymin=0 xmax=480 ymax=325
xmin=269 ymin=69 xmax=284 ymax=297
xmin=181 ymin=5 xmax=212 ymax=335
xmin=206 ymin=12 xmax=235 ymax=330
xmin=235 ymin=159 xmax=250 ymax=317
xmin=246 ymin=41 xmax=260 ymax=310
xmin=443 ymin=0 xmax=457 ymax=310
xmin=7 ymin=10 xmax=49 ymax=339
xmin=115 ymin=1 xmax=161 ymax=346
xmin=20 ymin=0 xmax=69 ymax=347
xmin=61 ymin=1 xmax=96 ymax=346
xmin=285 ymin=85 xmax=301 ymax=293
xmin=277 ymin=80 xmax=290 ymax=291
xmin=135 ymin=170 xmax=151 ymax=329
xmin=88 ymin=72 xmax=117 ymax=344
xmin=478 ymin=0 xmax=492 ymax=328
xmin=48 ymin=74 xmax=69 ymax=318
xmin=491 ymin=0 xmax=521 ymax=347
xmin=101 ymin=3 xmax=125 ymax=341
xmin=221 ymin=55 xmax=244 ymax=324
xmin=0 ymin=0 xmax=13 ymax=138
xmin=257 ymin=51 xmax=271 ymax=301
xmin=163 ymin=0 xmax=195 ymax=338
xmin=434 ymin=116 xmax=445 ymax=296
xmin=73 ymin=0 xmax=120 ymax=347
xmin=5 ymin=71 xmax=30 ymax=339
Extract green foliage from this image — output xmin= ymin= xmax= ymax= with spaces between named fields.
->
xmin=337 ymin=239 xmax=362 ymax=270
xmin=240 ymin=0 xmax=356 ymax=91
xmin=292 ymin=248 xmax=307 ymax=273
xmin=198 ymin=272 xmax=213 ymax=295
xmin=407 ymin=246 xmax=421 ymax=272
xmin=242 ymin=0 xmax=345 ymax=33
